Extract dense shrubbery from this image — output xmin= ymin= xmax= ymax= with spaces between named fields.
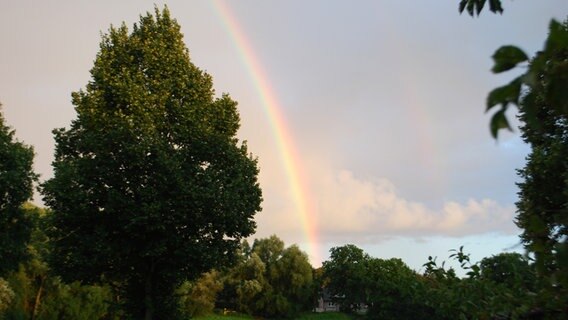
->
xmin=321 ymin=244 xmax=540 ymax=320
xmin=0 ymin=206 xmax=114 ymax=320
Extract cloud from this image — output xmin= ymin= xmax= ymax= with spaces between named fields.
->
xmin=314 ymin=169 xmax=518 ymax=241
xmin=256 ymin=166 xmax=519 ymax=246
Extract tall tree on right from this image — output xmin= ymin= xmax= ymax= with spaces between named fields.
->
xmin=515 ymin=24 xmax=568 ymax=313
xmin=460 ymin=2 xmax=567 ymax=316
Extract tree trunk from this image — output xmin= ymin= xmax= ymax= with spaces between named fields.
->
xmin=30 ymin=275 xmax=45 ymax=320
xmin=144 ymin=263 xmax=155 ymax=320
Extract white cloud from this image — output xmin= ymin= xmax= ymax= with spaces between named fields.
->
xmin=256 ymin=166 xmax=519 ymax=246
xmin=317 ymin=169 xmax=517 ymax=239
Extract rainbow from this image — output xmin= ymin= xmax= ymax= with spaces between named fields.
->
xmin=211 ymin=0 xmax=321 ymax=265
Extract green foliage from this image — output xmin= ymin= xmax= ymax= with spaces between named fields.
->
xmin=485 ymin=19 xmax=568 ymax=138
xmin=514 ymin=21 xmax=568 ymax=316
xmin=40 ymin=6 xmax=261 ymax=319
xmin=491 ymin=46 xmax=529 ymax=73
xmin=459 ymin=0 xmax=503 ymax=16
xmin=5 ymin=269 xmax=112 ymax=320
xmin=2 ymin=204 xmax=113 ymax=320
xmin=479 ymin=252 xmax=536 ymax=290
xmin=421 ymin=247 xmax=540 ymax=319
xmin=463 ymin=1 xmax=567 ymax=138
xmin=33 ymin=281 xmax=111 ymax=320
xmin=177 ymin=270 xmax=223 ymax=318
xmin=222 ymin=236 xmax=314 ymax=318
xmin=323 ymin=245 xmax=433 ymax=319
xmin=322 ymin=244 xmax=369 ymax=313
xmin=462 ymin=1 xmax=568 ymax=316
xmin=0 ymin=278 xmax=15 ymax=315
xmin=365 ymin=258 xmax=433 ymax=320
xmin=193 ymin=311 xmax=354 ymax=320
xmin=0 ymin=105 xmax=37 ymax=276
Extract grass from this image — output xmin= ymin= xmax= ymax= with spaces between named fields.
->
xmin=295 ymin=312 xmax=353 ymax=320
xmin=194 ymin=312 xmax=353 ymax=320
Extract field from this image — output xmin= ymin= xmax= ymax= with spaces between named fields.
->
xmin=194 ymin=312 xmax=353 ymax=320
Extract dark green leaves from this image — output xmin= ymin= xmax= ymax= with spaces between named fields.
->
xmin=489 ymin=109 xmax=512 ymax=138
xmin=488 ymin=0 xmax=504 ymax=14
xmin=459 ymin=0 xmax=503 ymax=16
xmin=486 ymin=76 xmax=522 ymax=111
xmin=486 ymin=76 xmax=521 ymax=138
xmin=491 ymin=46 xmax=528 ymax=73
xmin=485 ymin=19 xmax=568 ymax=138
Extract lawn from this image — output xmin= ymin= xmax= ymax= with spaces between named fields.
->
xmin=194 ymin=312 xmax=353 ymax=320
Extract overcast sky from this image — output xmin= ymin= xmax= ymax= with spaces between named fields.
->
xmin=2 ymin=1 xmax=567 ymax=270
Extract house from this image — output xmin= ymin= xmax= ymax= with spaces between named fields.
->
xmin=315 ymin=288 xmax=368 ymax=314
xmin=315 ymin=289 xmax=340 ymax=312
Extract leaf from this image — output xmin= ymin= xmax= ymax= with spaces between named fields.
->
xmin=459 ymin=0 xmax=468 ymax=14
xmin=459 ymin=0 xmax=502 ymax=16
xmin=476 ymin=0 xmax=487 ymax=15
xmin=491 ymin=45 xmax=529 ymax=73
xmin=488 ymin=0 xmax=504 ymax=14
xmin=489 ymin=108 xmax=512 ymax=138
xmin=486 ymin=76 xmax=522 ymax=112
xmin=466 ymin=0 xmax=475 ymax=16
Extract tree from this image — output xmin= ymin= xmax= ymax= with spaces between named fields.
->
xmin=461 ymin=3 xmax=568 ymax=316
xmin=176 ymin=270 xmax=223 ymax=318
xmin=262 ymin=243 xmax=314 ymax=316
xmin=232 ymin=252 xmax=266 ymax=315
xmin=366 ymin=258 xmax=433 ymax=320
xmin=3 ymin=204 xmax=113 ymax=320
xmin=0 ymin=278 xmax=14 ymax=316
xmin=322 ymin=244 xmax=369 ymax=313
xmin=421 ymin=247 xmax=536 ymax=319
xmin=41 ymin=7 xmax=262 ymax=320
xmin=479 ymin=252 xmax=535 ymax=291
xmin=514 ymin=28 xmax=568 ymax=315
xmin=223 ymin=236 xmax=313 ymax=318
xmin=0 ymin=104 xmax=37 ymax=276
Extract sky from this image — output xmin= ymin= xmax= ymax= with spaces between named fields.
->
xmin=2 ymin=1 xmax=567 ymax=272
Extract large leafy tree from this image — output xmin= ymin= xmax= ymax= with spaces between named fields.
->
xmin=176 ymin=270 xmax=223 ymax=318
xmin=41 ymin=7 xmax=262 ymax=320
xmin=322 ymin=244 xmax=369 ymax=312
xmin=0 ymin=104 xmax=37 ymax=276
xmin=222 ymin=236 xmax=313 ymax=318
xmin=365 ymin=258 xmax=433 ymax=320
xmin=252 ymin=238 xmax=313 ymax=317
xmin=479 ymin=252 xmax=535 ymax=291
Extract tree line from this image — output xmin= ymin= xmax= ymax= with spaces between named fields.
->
xmin=0 ymin=219 xmax=544 ymax=320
